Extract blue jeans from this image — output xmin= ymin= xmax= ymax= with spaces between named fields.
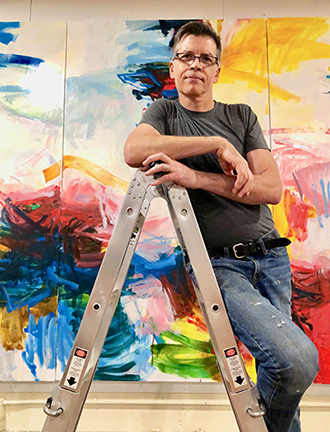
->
xmin=187 ymin=236 xmax=319 ymax=432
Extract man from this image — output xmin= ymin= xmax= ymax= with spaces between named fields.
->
xmin=124 ymin=21 xmax=318 ymax=432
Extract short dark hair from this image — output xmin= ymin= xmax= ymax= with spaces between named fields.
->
xmin=172 ymin=21 xmax=222 ymax=62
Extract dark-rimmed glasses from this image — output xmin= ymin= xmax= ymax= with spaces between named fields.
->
xmin=174 ymin=52 xmax=219 ymax=66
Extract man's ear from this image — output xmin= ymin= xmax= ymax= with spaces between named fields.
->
xmin=213 ymin=66 xmax=221 ymax=84
xmin=169 ymin=60 xmax=175 ymax=79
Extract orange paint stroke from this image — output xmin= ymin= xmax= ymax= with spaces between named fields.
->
xmin=43 ymin=155 xmax=128 ymax=192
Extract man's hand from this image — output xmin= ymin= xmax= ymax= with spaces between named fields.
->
xmin=142 ymin=153 xmax=198 ymax=189
xmin=216 ymin=140 xmax=254 ymax=198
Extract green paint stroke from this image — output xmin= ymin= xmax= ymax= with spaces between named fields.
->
xmin=151 ymin=331 xmax=219 ymax=380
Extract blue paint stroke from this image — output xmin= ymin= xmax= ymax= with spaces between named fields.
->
xmin=0 ymin=22 xmax=20 ymax=46
xmin=124 ymin=19 xmax=191 ymax=49
xmin=0 ymin=85 xmax=29 ymax=94
xmin=0 ymin=275 xmax=54 ymax=313
xmin=312 ymin=182 xmax=323 ymax=228
xmin=57 ymin=302 xmax=75 ymax=373
xmin=320 ymin=178 xmax=329 ymax=218
xmin=56 ymin=295 xmax=153 ymax=380
xmin=22 ymin=312 xmax=57 ymax=380
xmin=0 ymin=53 xmax=44 ymax=68
xmin=94 ymin=300 xmax=153 ymax=381
xmin=47 ymin=266 xmax=79 ymax=291
xmin=118 ymin=64 xmax=178 ymax=101
xmin=124 ymin=42 xmax=172 ymax=65
xmin=67 ymin=71 xmax=125 ymax=99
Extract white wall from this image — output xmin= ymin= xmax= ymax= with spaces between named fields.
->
xmin=1 ymin=0 xmax=330 ymax=431
xmin=0 ymin=0 xmax=330 ymax=21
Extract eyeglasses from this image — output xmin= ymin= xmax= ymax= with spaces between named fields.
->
xmin=174 ymin=52 xmax=219 ymax=66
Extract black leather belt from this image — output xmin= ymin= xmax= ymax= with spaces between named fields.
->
xmin=208 ymin=237 xmax=291 ymax=260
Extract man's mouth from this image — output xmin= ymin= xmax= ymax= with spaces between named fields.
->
xmin=185 ymin=75 xmax=203 ymax=81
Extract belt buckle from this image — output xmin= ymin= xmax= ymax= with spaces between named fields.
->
xmin=233 ymin=243 xmax=245 ymax=259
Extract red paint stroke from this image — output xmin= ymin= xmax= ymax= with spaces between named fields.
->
xmin=282 ymin=189 xmax=316 ymax=242
xmin=291 ymin=262 xmax=330 ymax=384
xmin=160 ymin=272 xmax=208 ymax=333
xmin=305 ymin=302 xmax=330 ymax=384
xmin=0 ymin=179 xmax=123 ymax=267
xmin=0 ymin=185 xmax=61 ymax=232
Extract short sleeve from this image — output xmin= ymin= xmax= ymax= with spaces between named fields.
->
xmin=139 ymin=99 xmax=170 ymax=135
xmin=239 ymin=105 xmax=270 ymax=153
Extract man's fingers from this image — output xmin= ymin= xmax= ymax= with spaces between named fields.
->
xmin=232 ymin=172 xmax=254 ymax=197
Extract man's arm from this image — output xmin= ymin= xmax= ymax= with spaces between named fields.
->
xmin=194 ymin=149 xmax=283 ymax=204
xmin=125 ymin=123 xmax=233 ymax=166
xmin=124 ymin=123 xmax=254 ymax=197
xmin=143 ymin=149 xmax=282 ymax=205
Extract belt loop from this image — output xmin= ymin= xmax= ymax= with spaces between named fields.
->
xmin=257 ymin=238 xmax=268 ymax=255
xmin=224 ymin=247 xmax=230 ymax=258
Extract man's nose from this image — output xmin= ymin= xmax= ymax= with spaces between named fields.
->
xmin=190 ymin=57 xmax=202 ymax=68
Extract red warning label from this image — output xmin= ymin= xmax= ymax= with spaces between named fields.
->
xmin=225 ymin=348 xmax=237 ymax=357
xmin=75 ymin=348 xmax=87 ymax=358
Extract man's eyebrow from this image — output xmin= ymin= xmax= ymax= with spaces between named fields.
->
xmin=181 ymin=50 xmax=215 ymax=55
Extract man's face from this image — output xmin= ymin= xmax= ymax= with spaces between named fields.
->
xmin=169 ymin=35 xmax=221 ymax=101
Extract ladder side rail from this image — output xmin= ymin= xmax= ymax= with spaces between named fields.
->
xmin=166 ymin=184 xmax=268 ymax=432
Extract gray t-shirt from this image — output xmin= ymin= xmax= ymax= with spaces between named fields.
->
xmin=139 ymin=98 xmax=275 ymax=250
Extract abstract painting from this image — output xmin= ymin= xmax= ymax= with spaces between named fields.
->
xmin=268 ymin=17 xmax=330 ymax=383
xmin=1 ymin=18 xmax=330 ymax=385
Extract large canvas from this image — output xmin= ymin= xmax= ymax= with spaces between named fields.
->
xmin=1 ymin=18 xmax=330 ymax=385
xmin=268 ymin=17 xmax=330 ymax=383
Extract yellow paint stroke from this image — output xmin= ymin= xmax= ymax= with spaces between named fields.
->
xmin=43 ymin=155 xmax=128 ymax=192
xmin=268 ymin=17 xmax=330 ymax=74
xmin=0 ymin=296 xmax=57 ymax=351
xmin=220 ymin=19 xmax=268 ymax=75
xmin=220 ymin=69 xmax=300 ymax=102
xmin=216 ymin=19 xmax=268 ymax=93
xmin=272 ymin=199 xmax=290 ymax=240
xmin=170 ymin=311 xmax=257 ymax=382
xmin=170 ymin=316 xmax=209 ymax=343
xmin=0 ymin=244 xmax=9 ymax=255
xmin=215 ymin=17 xmax=330 ymax=102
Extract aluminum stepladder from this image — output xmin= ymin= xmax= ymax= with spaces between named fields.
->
xmin=42 ymin=167 xmax=268 ymax=432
